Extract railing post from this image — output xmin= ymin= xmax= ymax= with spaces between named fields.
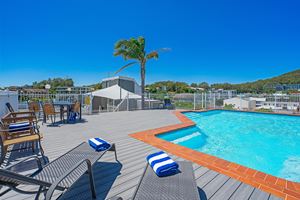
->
xmin=202 ymin=92 xmax=204 ymax=109
xmin=213 ymin=93 xmax=216 ymax=108
xmin=127 ymin=93 xmax=129 ymax=111
xmin=193 ymin=93 xmax=196 ymax=110
xmin=148 ymin=93 xmax=151 ymax=109
xmin=204 ymin=92 xmax=207 ymax=109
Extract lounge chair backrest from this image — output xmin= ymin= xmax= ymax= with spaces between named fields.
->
xmin=43 ymin=103 xmax=56 ymax=115
xmin=0 ymin=169 xmax=51 ymax=187
xmin=5 ymin=103 xmax=14 ymax=113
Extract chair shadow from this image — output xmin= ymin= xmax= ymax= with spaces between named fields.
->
xmin=45 ymin=118 xmax=88 ymax=127
xmin=64 ymin=118 xmax=88 ymax=125
xmin=59 ymin=161 xmax=122 ymax=200
xmin=198 ymin=187 xmax=208 ymax=200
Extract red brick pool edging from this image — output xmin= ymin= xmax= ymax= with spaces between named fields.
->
xmin=129 ymin=110 xmax=300 ymax=200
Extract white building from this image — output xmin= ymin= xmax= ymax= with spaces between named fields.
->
xmin=260 ymin=101 xmax=299 ymax=110
xmin=223 ymin=97 xmax=256 ymax=110
xmin=224 ymin=96 xmax=300 ymax=111
xmin=249 ymin=97 xmax=267 ymax=108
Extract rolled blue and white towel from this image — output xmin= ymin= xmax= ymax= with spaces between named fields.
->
xmin=9 ymin=122 xmax=31 ymax=133
xmin=88 ymin=137 xmax=111 ymax=151
xmin=146 ymin=151 xmax=179 ymax=177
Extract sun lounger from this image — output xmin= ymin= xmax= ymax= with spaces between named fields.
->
xmin=0 ymin=142 xmax=117 ymax=200
xmin=132 ymin=161 xmax=199 ymax=200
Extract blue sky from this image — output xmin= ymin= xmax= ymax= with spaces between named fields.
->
xmin=0 ymin=0 xmax=300 ymax=87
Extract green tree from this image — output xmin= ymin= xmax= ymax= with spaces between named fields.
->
xmin=190 ymin=83 xmax=198 ymax=87
xmin=114 ymin=36 xmax=168 ymax=109
xmin=198 ymin=82 xmax=210 ymax=90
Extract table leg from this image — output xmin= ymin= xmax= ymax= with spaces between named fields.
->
xmin=80 ymin=103 xmax=82 ymax=120
xmin=67 ymin=105 xmax=70 ymax=123
xmin=60 ymin=105 xmax=64 ymax=123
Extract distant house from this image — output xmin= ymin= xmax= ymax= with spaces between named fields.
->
xmin=56 ymin=86 xmax=92 ymax=94
xmin=101 ymin=76 xmax=141 ymax=95
xmin=249 ymin=97 xmax=267 ymax=108
xmin=88 ymin=76 xmax=145 ymax=112
xmin=223 ymin=97 xmax=256 ymax=110
xmin=260 ymin=101 xmax=299 ymax=110
xmin=212 ymin=89 xmax=237 ymax=99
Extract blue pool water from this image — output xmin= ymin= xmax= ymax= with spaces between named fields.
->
xmin=158 ymin=110 xmax=300 ymax=182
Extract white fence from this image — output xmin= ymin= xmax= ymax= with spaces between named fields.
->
xmin=17 ymin=93 xmax=92 ymax=114
xmin=7 ymin=92 xmax=300 ymax=115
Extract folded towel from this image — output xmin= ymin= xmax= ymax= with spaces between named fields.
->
xmin=146 ymin=151 xmax=179 ymax=177
xmin=9 ymin=122 xmax=31 ymax=133
xmin=88 ymin=137 xmax=111 ymax=151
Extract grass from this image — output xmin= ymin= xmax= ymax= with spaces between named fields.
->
xmin=174 ymin=101 xmax=203 ymax=110
xmin=255 ymin=108 xmax=273 ymax=113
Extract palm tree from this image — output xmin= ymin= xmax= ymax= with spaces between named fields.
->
xmin=114 ymin=36 xmax=167 ymax=109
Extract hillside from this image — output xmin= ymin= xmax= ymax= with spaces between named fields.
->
xmin=148 ymin=69 xmax=300 ymax=94
xmin=231 ymin=69 xmax=300 ymax=93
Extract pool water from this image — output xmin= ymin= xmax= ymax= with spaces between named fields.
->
xmin=158 ymin=110 xmax=300 ymax=182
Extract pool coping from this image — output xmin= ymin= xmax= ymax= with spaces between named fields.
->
xmin=130 ymin=109 xmax=300 ymax=200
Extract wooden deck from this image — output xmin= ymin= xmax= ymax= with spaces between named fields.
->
xmin=1 ymin=110 xmax=282 ymax=200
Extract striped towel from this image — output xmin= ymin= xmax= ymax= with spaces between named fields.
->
xmin=88 ymin=138 xmax=111 ymax=151
xmin=9 ymin=122 xmax=31 ymax=133
xmin=146 ymin=151 xmax=179 ymax=177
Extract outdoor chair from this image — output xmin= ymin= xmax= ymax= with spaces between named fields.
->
xmin=0 ymin=111 xmax=44 ymax=163
xmin=163 ymin=99 xmax=175 ymax=110
xmin=42 ymin=103 xmax=62 ymax=125
xmin=0 ymin=142 xmax=117 ymax=200
xmin=130 ymin=161 xmax=199 ymax=200
xmin=28 ymin=101 xmax=42 ymax=119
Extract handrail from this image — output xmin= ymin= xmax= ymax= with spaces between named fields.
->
xmin=114 ymin=93 xmax=129 ymax=112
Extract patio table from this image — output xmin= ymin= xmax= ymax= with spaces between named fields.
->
xmin=53 ymin=102 xmax=82 ymax=123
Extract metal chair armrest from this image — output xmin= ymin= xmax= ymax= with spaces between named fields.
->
xmin=45 ymin=159 xmax=93 ymax=200
xmin=107 ymin=197 xmax=123 ymax=200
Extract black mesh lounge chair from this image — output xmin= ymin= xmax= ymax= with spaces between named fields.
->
xmin=131 ymin=161 xmax=200 ymax=200
xmin=0 ymin=142 xmax=117 ymax=200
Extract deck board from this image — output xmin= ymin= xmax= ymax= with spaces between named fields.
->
xmin=0 ymin=110 xmax=282 ymax=200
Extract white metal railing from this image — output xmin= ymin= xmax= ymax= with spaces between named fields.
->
xmin=15 ymin=92 xmax=300 ymax=114
xmin=114 ymin=93 xmax=129 ymax=112
xmin=17 ymin=93 xmax=91 ymax=114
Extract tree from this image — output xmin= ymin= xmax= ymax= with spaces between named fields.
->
xmin=198 ymin=82 xmax=210 ymax=90
xmin=190 ymin=83 xmax=198 ymax=88
xmin=114 ymin=36 xmax=168 ymax=109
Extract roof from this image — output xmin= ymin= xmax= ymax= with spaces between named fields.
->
xmin=102 ymin=76 xmax=135 ymax=82
xmin=88 ymin=85 xmax=141 ymax=100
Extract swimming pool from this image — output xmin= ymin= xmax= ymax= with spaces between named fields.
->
xmin=157 ymin=110 xmax=300 ymax=182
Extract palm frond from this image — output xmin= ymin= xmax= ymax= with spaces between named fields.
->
xmin=114 ymin=62 xmax=138 ymax=75
xmin=146 ymin=51 xmax=159 ymax=60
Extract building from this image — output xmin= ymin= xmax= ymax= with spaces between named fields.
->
xmin=55 ymin=86 xmax=92 ymax=94
xmin=223 ymin=97 xmax=256 ymax=110
xmin=267 ymin=84 xmax=300 ymax=91
xmin=249 ymin=97 xmax=267 ymax=108
xmin=260 ymin=101 xmax=299 ymax=110
xmin=224 ymin=96 xmax=300 ymax=111
xmin=101 ymin=76 xmax=141 ymax=95
xmin=212 ymin=89 xmax=237 ymax=99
